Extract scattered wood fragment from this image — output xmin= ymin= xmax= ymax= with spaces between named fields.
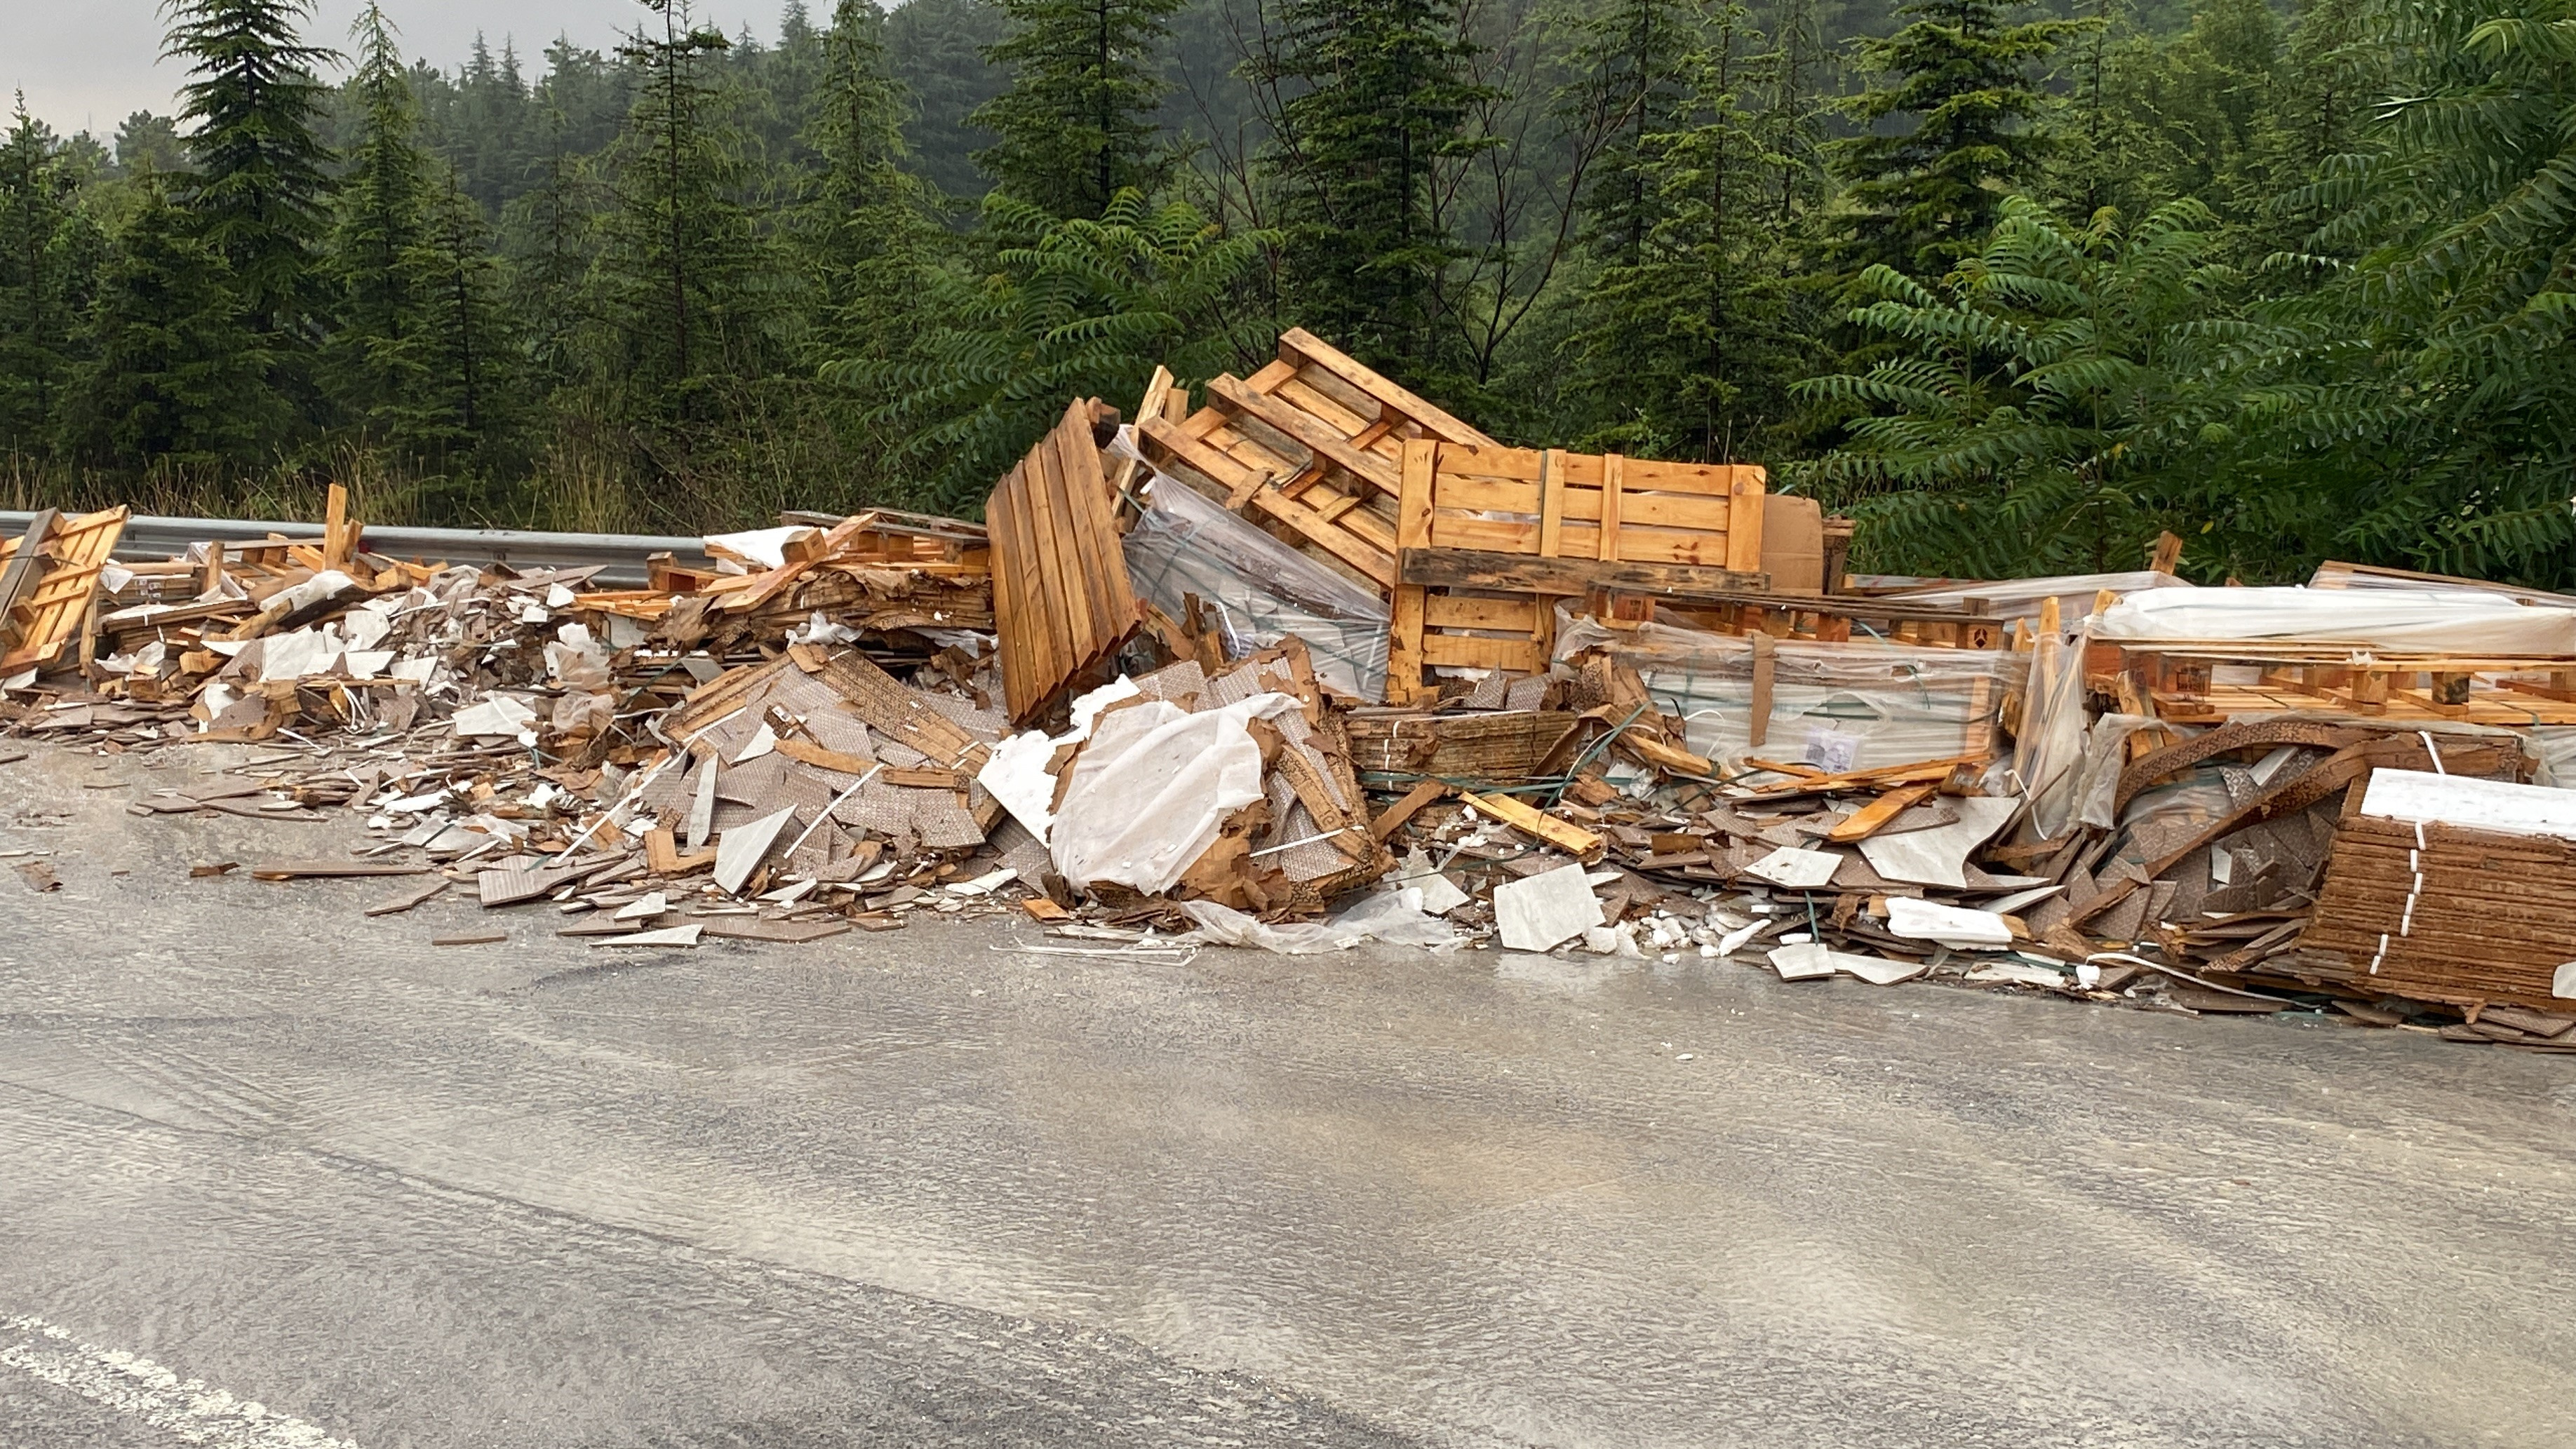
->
xmin=1461 ymin=791 xmax=1604 ymax=861
xmin=253 ymin=861 xmax=436 ymax=880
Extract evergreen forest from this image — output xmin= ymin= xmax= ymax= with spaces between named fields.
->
xmin=2 ymin=0 xmax=2570 ymax=585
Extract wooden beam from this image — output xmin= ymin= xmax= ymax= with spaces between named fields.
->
xmin=1398 ymin=546 xmax=1767 ymax=599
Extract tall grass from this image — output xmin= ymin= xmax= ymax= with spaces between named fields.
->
xmin=2 ymin=384 xmax=923 ymax=535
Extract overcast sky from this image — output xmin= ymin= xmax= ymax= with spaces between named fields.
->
xmin=13 ymin=1 xmax=782 ymax=140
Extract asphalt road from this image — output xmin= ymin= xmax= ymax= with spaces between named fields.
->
xmin=4 ymin=740 xmax=2574 ymax=1448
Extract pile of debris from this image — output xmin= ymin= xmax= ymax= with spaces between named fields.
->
xmin=11 ymin=326 xmax=2576 ymax=1051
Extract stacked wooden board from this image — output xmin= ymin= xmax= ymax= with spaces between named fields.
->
xmin=987 ymin=397 xmax=1141 ymax=724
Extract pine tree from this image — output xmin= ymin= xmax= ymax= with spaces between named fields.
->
xmin=1820 ymin=0 xmax=2077 ymax=277
xmin=500 ymin=102 xmax=601 ymax=385
xmin=111 ymin=112 xmax=189 ymax=177
xmin=401 ymin=168 xmax=521 ymax=460
xmin=1563 ymin=6 xmax=1813 ymax=460
xmin=0 ymin=100 xmax=88 ymax=454
xmin=802 ymin=0 xmax=942 ymax=374
xmin=163 ymin=0 xmax=337 ymax=336
xmin=70 ymin=178 xmax=283 ymax=467
xmin=591 ymin=1 xmax=789 ymax=423
xmin=970 ymin=0 xmax=1184 ymax=218
xmin=321 ymin=3 xmax=434 ymax=433
xmin=1559 ymin=0 xmax=1703 ymax=270
xmin=1255 ymin=0 xmax=1490 ymax=381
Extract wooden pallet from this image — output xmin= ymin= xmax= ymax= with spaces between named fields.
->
xmin=1384 ymin=441 xmax=1769 ymax=702
xmin=987 ymin=398 xmax=1141 ymax=724
xmin=2107 ymin=644 xmax=2576 ymax=724
xmin=0 ymin=506 xmax=130 ymax=673
xmin=1136 ymin=328 xmax=1495 ymax=588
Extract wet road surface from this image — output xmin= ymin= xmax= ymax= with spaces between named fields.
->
xmin=4 ymin=742 xmax=2574 ymax=1447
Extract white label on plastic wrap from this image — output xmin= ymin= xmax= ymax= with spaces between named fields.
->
xmin=1802 ymin=727 xmax=1861 ymax=774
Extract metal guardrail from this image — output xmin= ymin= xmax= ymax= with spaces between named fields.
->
xmin=0 ymin=511 xmax=713 ymax=588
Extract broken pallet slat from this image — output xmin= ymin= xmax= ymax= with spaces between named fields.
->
xmin=1461 ymin=790 xmax=1605 ymax=861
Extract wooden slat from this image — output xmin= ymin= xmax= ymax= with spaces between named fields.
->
xmin=0 ymin=508 xmax=59 ymax=649
xmin=1272 ymin=372 xmax=1377 ymax=440
xmin=1210 ymin=375 xmax=1402 ymax=496
xmin=1423 ymin=594 xmax=1540 ymax=631
xmin=1059 ymin=400 xmax=1136 ymax=660
xmin=988 ymin=403 xmax=1138 ymax=722
xmin=1421 ymin=633 xmax=1546 ymax=671
xmin=1724 ymin=466 xmax=1767 ymax=574
xmin=1597 ymin=453 xmax=1623 ymax=562
xmin=1428 ymin=514 xmax=1541 ymax=552
xmin=1277 ymin=328 xmax=1494 ymax=446
xmin=1398 ymin=546 xmax=1767 ymax=598
xmin=1139 ymin=415 xmax=1273 ymax=499
xmin=1249 ymin=487 xmax=1398 ymax=586
xmin=1537 ymin=451 xmax=1566 ymax=558
xmin=1387 ymin=440 xmax=1440 ymax=703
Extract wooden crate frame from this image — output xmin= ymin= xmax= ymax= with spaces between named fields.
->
xmin=1384 ymin=441 xmax=1769 ymax=702
xmin=0 ymin=506 xmax=130 ymax=673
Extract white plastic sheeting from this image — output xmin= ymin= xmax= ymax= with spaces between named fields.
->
xmin=1048 ymin=691 xmax=1301 ymax=895
xmin=2095 ymin=586 xmax=2576 ymax=654
xmin=1122 ymin=469 xmax=1391 ymax=701
xmin=1180 ymin=888 xmax=1460 ymax=953
xmin=2358 ymin=769 xmax=2576 ymax=840
xmin=1886 ymin=570 xmax=2195 ymax=624
xmin=1556 ymin=615 xmax=2027 ymax=774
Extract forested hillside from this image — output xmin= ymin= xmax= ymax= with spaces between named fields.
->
xmin=1 ymin=0 xmax=2569 ymax=585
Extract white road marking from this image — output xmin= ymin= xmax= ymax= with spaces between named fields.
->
xmin=1 ymin=1314 xmax=358 ymax=1448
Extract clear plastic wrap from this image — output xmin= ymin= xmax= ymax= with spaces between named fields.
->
xmin=1555 ymin=616 xmax=2029 ymax=773
xmin=1122 ymin=471 xmax=1391 ymax=701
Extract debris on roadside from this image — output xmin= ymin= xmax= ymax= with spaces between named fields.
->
xmin=10 ymin=331 xmax=2576 ymax=1051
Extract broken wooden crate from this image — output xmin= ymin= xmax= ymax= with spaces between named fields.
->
xmin=1136 ymin=327 xmax=1495 ymax=591
xmin=1384 ymin=440 xmax=1770 ymax=703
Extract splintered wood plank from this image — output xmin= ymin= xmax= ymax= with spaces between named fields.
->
xmin=1277 ymin=328 xmax=1494 ymax=446
xmin=1370 ymin=779 xmax=1449 ymax=838
xmin=1461 ymin=790 xmax=1604 ymax=860
xmin=1825 ymin=783 xmax=1940 ymax=843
